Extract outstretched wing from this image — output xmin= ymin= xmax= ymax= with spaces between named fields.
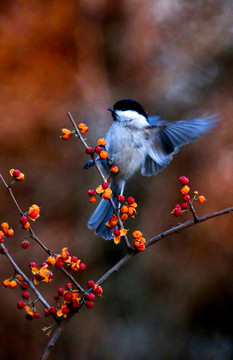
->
xmin=141 ymin=115 xmax=218 ymax=176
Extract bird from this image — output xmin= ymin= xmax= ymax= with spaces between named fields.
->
xmin=87 ymin=99 xmax=217 ymax=240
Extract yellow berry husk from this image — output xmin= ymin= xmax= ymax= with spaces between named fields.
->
xmin=198 ymin=195 xmax=206 ymax=203
xmin=23 ymin=222 xmax=30 ymax=230
xmin=180 ymin=185 xmax=190 ymax=195
xmin=99 ymin=150 xmax=108 ymax=159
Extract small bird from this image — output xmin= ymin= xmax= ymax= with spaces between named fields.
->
xmin=87 ymin=99 xmax=217 ymax=240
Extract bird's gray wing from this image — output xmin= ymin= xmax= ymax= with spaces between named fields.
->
xmin=141 ymin=115 xmax=218 ymax=176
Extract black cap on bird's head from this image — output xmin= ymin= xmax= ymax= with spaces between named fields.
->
xmin=107 ymin=99 xmax=148 ymax=120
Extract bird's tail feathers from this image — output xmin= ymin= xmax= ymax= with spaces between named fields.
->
xmin=88 ymin=181 xmax=124 ymax=240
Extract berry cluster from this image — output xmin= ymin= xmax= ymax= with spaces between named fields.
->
xmin=86 ymin=138 xmax=108 ymax=160
xmin=54 ymin=284 xmax=81 ymax=318
xmin=52 ymin=247 xmax=86 ymax=271
xmin=0 ymin=222 xmax=14 ymax=243
xmin=172 ymin=176 xmax=206 ymax=217
xmin=133 ymin=231 xmax=146 ymax=251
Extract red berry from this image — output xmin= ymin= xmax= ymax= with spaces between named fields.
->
xmin=85 ymin=301 xmax=94 ymax=309
xmin=173 ymin=208 xmax=182 ymax=217
xmin=127 ymin=197 xmax=135 ymax=204
xmin=65 ymin=283 xmax=72 ymax=289
xmin=113 ymin=229 xmax=121 ymax=237
xmin=57 ymin=288 xmax=65 ymax=296
xmin=48 ymin=307 xmax=56 ymax=315
xmin=79 ymin=263 xmax=86 ymax=271
xmin=40 ymin=262 xmax=48 ymax=267
xmin=71 ymin=256 xmax=78 ymax=263
xmin=13 ymin=169 xmax=21 ymax=178
xmin=30 ymin=262 xmax=37 ymax=268
xmin=17 ymin=301 xmax=25 ymax=309
xmin=44 ymin=309 xmax=50 ymax=317
xmin=21 ymin=240 xmax=29 ymax=249
xmin=20 ymin=216 xmax=28 ymax=225
xmin=86 ymin=147 xmax=94 ymax=154
xmin=29 ymin=211 xmax=37 ymax=219
xmin=22 ymin=291 xmax=30 ymax=300
xmin=87 ymin=280 xmax=95 ymax=288
xmin=183 ymin=195 xmax=191 ymax=202
xmin=33 ymin=312 xmax=40 ymax=319
xmin=174 ymin=204 xmax=181 ymax=209
xmin=117 ymin=195 xmax=125 ymax=203
xmin=181 ymin=203 xmax=189 ymax=210
xmin=0 ymin=237 xmax=4 ymax=243
xmin=54 ymin=294 xmax=60 ymax=301
xmin=179 ymin=176 xmax=189 ymax=185
xmin=64 ymin=292 xmax=73 ymax=302
xmin=88 ymin=189 xmax=96 ymax=197
xmin=95 ymin=146 xmax=102 ymax=154
xmin=55 ymin=259 xmax=64 ymax=268
xmin=62 ymin=307 xmax=70 ymax=314
xmin=94 ymin=285 xmax=103 ymax=295
xmin=20 ymin=282 xmax=29 ymax=290
xmin=102 ymin=182 xmax=109 ymax=190
xmin=85 ymin=293 xmax=95 ymax=301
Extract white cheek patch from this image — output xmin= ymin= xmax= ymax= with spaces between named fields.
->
xmin=115 ymin=110 xmax=148 ymax=128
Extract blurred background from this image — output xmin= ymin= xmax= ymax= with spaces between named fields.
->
xmin=0 ymin=0 xmax=233 ymax=359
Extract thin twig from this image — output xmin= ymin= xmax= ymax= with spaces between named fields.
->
xmin=0 ymin=174 xmax=85 ymax=295
xmin=0 ymin=243 xmax=51 ymax=309
xmin=68 ymin=112 xmax=132 ymax=250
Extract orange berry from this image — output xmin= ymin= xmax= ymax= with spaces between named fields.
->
xmin=180 ymin=185 xmax=190 ymax=195
xmin=90 ymin=197 xmax=96 ymax=203
xmin=10 ymin=280 xmax=17 ymax=288
xmin=110 ymin=166 xmax=119 ymax=173
xmin=7 ymin=228 xmax=14 ymax=237
xmin=3 ymin=279 xmax=10 ymax=287
xmin=1 ymin=222 xmax=9 ymax=232
xmin=120 ymin=205 xmax=129 ymax=213
xmin=0 ymin=231 xmax=4 ymax=237
xmin=102 ymin=191 xmax=111 ymax=200
xmin=80 ymin=126 xmax=88 ymax=134
xmin=133 ymin=231 xmax=143 ymax=239
xmin=134 ymin=240 xmax=140 ymax=247
xmin=137 ymin=244 xmax=145 ymax=252
xmin=99 ymin=150 xmax=108 ymax=159
xmin=97 ymin=138 xmax=107 ymax=146
xmin=17 ymin=274 xmax=24 ymax=282
xmin=198 ymin=195 xmax=206 ymax=203
xmin=78 ymin=123 xmax=85 ymax=129
xmin=121 ymin=213 xmax=128 ymax=221
xmin=46 ymin=256 xmax=56 ymax=266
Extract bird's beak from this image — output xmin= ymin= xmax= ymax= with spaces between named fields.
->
xmin=107 ymin=106 xmax=114 ymax=112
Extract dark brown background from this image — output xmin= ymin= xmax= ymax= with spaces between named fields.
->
xmin=0 ymin=1 xmax=233 ymax=359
